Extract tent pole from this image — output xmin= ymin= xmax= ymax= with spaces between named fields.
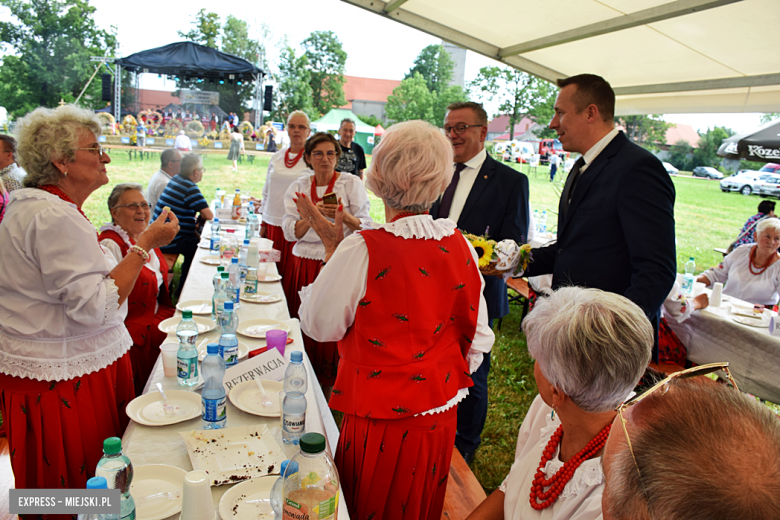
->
xmin=114 ymin=64 xmax=121 ymax=124
xmin=255 ymin=73 xmax=263 ymax=128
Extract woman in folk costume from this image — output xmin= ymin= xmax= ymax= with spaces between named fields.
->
xmin=296 ymin=120 xmax=494 ymax=519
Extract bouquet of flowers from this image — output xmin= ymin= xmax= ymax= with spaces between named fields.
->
xmin=493 ymin=240 xmax=533 ymax=277
xmin=461 ymin=231 xmax=497 ymax=268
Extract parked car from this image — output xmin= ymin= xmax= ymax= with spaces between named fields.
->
xmin=692 ymin=166 xmax=723 ymax=179
xmin=758 ymin=163 xmax=780 ymax=175
xmin=662 ymin=162 xmax=679 ymax=175
xmin=759 ymin=174 xmax=780 ymax=198
xmin=721 ymin=172 xmax=773 ymax=195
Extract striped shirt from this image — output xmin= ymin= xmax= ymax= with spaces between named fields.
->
xmin=153 ymin=174 xmax=208 ymax=251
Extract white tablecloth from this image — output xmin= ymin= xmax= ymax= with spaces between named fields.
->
xmin=122 ymin=222 xmax=349 ymax=519
xmin=666 ymin=291 xmax=780 ymax=403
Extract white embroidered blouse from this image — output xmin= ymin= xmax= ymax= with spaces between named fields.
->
xmin=0 ymin=189 xmax=131 ymax=382
xmin=298 ymin=215 xmax=495 ymax=416
xmin=499 ymin=395 xmax=605 ymax=520
xmin=701 ymin=244 xmax=780 ymax=306
xmin=260 ymin=148 xmax=313 ymax=227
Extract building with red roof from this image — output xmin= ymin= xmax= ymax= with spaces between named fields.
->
xmin=341 ymin=75 xmax=401 ymax=123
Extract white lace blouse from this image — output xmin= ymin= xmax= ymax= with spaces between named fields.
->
xmin=701 ymin=244 xmax=780 ymax=306
xmin=260 ymin=148 xmax=313 ymax=227
xmin=0 ymin=189 xmax=131 ymax=382
xmin=281 ymin=173 xmax=372 ymax=261
xmin=499 ymin=395 xmax=605 ymax=520
xmin=298 ymin=215 xmax=495 ymax=416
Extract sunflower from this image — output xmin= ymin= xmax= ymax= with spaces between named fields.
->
xmin=471 ymin=237 xmax=495 ymax=268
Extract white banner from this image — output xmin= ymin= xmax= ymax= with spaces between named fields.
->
xmin=180 ymin=89 xmax=220 ymax=105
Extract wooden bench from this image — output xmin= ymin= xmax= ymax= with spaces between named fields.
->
xmin=499 ymin=277 xmax=531 ymax=330
xmin=441 ymin=449 xmax=487 ymax=519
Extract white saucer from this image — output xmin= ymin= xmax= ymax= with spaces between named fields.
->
xmin=218 ymin=475 xmax=277 ymax=520
xmin=256 ymin=273 xmax=282 ymax=283
xmin=126 ymin=390 xmax=201 ymax=426
xmin=199 ymin=256 xmax=222 ymax=266
xmin=236 ymin=319 xmax=290 ymax=339
xmin=131 ymin=464 xmax=186 ymax=520
xmin=198 ymin=341 xmax=249 ymax=362
xmin=240 ymin=291 xmax=282 ymax=304
xmin=228 ymin=380 xmax=282 ymax=417
xmin=158 ymin=316 xmax=217 ymax=335
xmin=176 ymin=300 xmax=212 ymax=315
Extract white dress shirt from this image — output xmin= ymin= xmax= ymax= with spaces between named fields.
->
xmin=298 ymin=215 xmax=495 ymax=415
xmin=448 ymin=147 xmax=488 ymax=223
xmin=579 ymin=128 xmax=620 ymax=174
xmin=0 ymin=189 xmax=131 ymax=381
xmin=147 ymin=169 xmax=173 ymax=211
xmin=260 ymin=148 xmax=312 ymax=227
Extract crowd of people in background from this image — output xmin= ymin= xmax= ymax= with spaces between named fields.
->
xmin=0 ymin=72 xmax=779 ymax=520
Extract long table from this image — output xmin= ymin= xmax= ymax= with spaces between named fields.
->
xmin=121 ymin=223 xmax=349 ymax=519
xmin=666 ymin=290 xmax=780 ymax=404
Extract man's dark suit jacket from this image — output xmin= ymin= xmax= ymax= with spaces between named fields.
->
xmin=431 ymin=154 xmax=530 ymax=321
xmin=527 ymin=131 xmax=676 ymax=335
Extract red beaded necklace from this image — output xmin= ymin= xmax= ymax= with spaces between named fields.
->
xmin=390 ymin=211 xmax=429 ymax=223
xmin=748 ymin=245 xmax=778 ymax=275
xmin=529 ymin=423 xmax=611 ymax=510
xmin=310 ymin=172 xmax=339 ymax=204
xmin=284 ymin=147 xmax=304 ymax=169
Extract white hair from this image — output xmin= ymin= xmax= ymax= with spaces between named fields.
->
xmin=365 ymin=120 xmax=453 ymax=213
xmin=16 ymin=105 xmax=102 ymax=188
xmin=287 ymin=111 xmax=311 ymax=128
xmin=756 ymin=217 xmax=780 ymax=236
xmin=522 ymin=286 xmax=652 ymax=413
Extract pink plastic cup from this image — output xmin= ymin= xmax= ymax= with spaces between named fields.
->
xmin=266 ymin=329 xmax=288 ymax=357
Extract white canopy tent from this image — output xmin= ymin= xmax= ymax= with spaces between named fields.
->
xmin=342 ymin=0 xmax=780 ymax=115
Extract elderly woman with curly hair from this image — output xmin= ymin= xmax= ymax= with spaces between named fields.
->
xmin=466 ymin=286 xmax=652 ymax=520
xmin=0 ymin=105 xmax=179 ymax=492
xmin=295 ymin=120 xmax=495 ymax=519
xmin=99 ymin=183 xmax=176 ymax=395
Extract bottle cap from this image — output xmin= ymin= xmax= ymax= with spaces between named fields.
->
xmin=222 ymin=272 xmax=229 ymax=279
xmin=299 ymin=433 xmax=326 ymax=454
xmin=103 ymin=437 xmax=122 ymax=454
xmin=244 ymin=240 xmax=250 ymax=245
xmin=87 ymin=476 xmax=108 ymax=489
xmin=280 ymin=460 xmax=290 ymax=476
xmin=291 ymin=351 xmax=303 ymax=363
xmin=226 ymin=229 xmax=235 ymax=233
xmin=224 ymin=301 xmax=234 ymax=310
xmin=207 ymin=343 xmax=219 ymax=354
xmin=232 ymin=257 xmax=238 ymax=264
xmin=235 ymin=189 xmax=240 ymax=192
xmin=214 ymin=218 xmax=219 ymax=222
xmin=182 ymin=310 xmax=193 ymax=319
xmin=217 ymin=266 xmax=225 ymax=272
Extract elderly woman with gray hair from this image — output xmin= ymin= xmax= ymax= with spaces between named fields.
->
xmin=295 ymin=120 xmax=495 ymax=519
xmin=0 ymin=105 xmax=179 ymax=492
xmin=697 ymin=217 xmax=780 ymax=306
xmin=466 ymin=286 xmax=652 ymax=520
xmin=99 ymin=183 xmax=176 ymax=395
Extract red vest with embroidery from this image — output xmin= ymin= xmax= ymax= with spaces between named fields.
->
xmin=329 ymin=229 xmax=481 ymax=419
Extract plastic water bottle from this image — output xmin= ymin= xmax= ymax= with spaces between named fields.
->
xmin=282 ymin=351 xmax=308 ymax=444
xmin=210 ymin=218 xmax=221 ymax=255
xmin=228 ymin=257 xmax=241 ymax=308
xmin=212 ymin=272 xmax=231 ymax=322
xmin=212 ymin=265 xmax=225 ymax=290
xmin=202 ymin=343 xmax=227 ymax=429
xmin=215 ymin=187 xmax=226 ymax=209
xmin=540 ymin=211 xmax=548 ymax=235
xmin=95 ymin=438 xmax=135 ymax=520
xmin=78 ymin=476 xmax=119 ymax=520
xmin=533 ymin=209 xmax=540 ymax=234
xmin=282 ymin=433 xmax=340 ymax=519
xmin=244 ymin=267 xmax=258 ymax=295
xmin=683 ymin=257 xmax=696 ymax=295
xmin=218 ymin=300 xmax=240 ymax=367
xmin=270 ymin=460 xmax=293 ymax=519
xmin=231 ymin=189 xmax=242 ymax=220
xmin=239 ymin=240 xmax=250 ymax=281
xmin=247 ymin=214 xmax=259 ymax=240
xmin=221 ymin=230 xmax=238 ymax=261
xmin=176 ymin=310 xmax=199 ymax=387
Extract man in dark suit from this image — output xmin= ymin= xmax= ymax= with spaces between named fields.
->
xmin=430 ymin=101 xmax=530 ymax=464
xmin=526 ymin=74 xmax=676 ymax=359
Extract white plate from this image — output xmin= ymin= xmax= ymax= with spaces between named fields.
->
xmin=218 ymin=475 xmax=277 ymax=520
xmin=203 ymin=231 xmax=226 ymax=239
xmin=236 ymin=319 xmax=290 ymax=339
xmin=159 ymin=316 xmax=217 ymax=335
xmin=228 ymin=380 xmax=282 ymax=417
xmin=176 ymin=300 xmax=212 ymax=315
xmin=256 ymin=273 xmax=282 ymax=283
xmin=198 ymin=341 xmax=250 ymax=362
xmin=198 ymin=241 xmax=213 ymax=249
xmin=239 ymin=291 xmax=282 ymax=304
xmin=180 ymin=425 xmax=286 ymax=486
xmin=733 ymin=316 xmax=768 ymax=328
xmin=131 ymin=465 xmax=186 ymax=520
xmin=126 ymin=390 xmax=202 ymax=426
xmin=200 ymin=256 xmax=223 ymax=266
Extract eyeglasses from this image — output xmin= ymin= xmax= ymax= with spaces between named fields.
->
xmin=443 ymin=124 xmax=483 ymax=135
xmin=615 ymin=362 xmax=738 ymax=481
xmin=311 ymin=151 xmax=336 ymax=159
xmin=113 ymin=202 xmax=151 ymax=211
xmin=288 ymin=124 xmax=309 ymax=131
xmin=75 ymin=146 xmax=107 ymax=157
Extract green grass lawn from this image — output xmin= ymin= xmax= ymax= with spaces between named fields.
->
xmin=81 ymin=150 xmax=771 ymax=494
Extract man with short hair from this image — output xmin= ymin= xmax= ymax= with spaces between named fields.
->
xmin=733 ymin=199 xmax=776 ymax=249
xmin=0 ymin=134 xmax=26 ymax=192
xmin=147 ymin=149 xmax=182 ymax=210
xmin=602 ymin=377 xmax=780 ymax=520
xmin=430 ymin=101 xmax=530 ymax=464
xmin=548 ymin=152 xmax=560 ymax=182
xmin=335 ymin=118 xmax=366 ymax=179
xmin=525 ymin=74 xmax=676 ymax=361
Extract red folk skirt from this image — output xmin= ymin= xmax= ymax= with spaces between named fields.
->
xmin=282 ymin=254 xmax=339 ymax=386
xmin=125 ymin=303 xmax=175 ymax=396
xmin=658 ymin=316 xmax=688 ymax=367
xmin=264 ymin=223 xmax=295 ymax=280
xmin=336 ymin=406 xmax=457 ymax=520
xmin=0 ymin=353 xmax=134 ymax=490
